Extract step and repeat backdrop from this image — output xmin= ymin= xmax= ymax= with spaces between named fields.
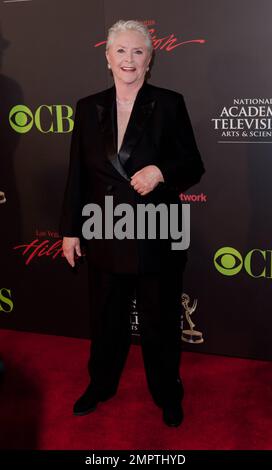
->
xmin=1 ymin=0 xmax=271 ymax=360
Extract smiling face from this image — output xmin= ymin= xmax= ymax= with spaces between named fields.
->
xmin=106 ymin=30 xmax=151 ymax=88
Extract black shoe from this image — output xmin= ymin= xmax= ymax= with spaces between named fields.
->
xmin=73 ymin=384 xmax=115 ymax=416
xmin=162 ymin=402 xmax=183 ymax=427
xmin=152 ymin=377 xmax=184 ymax=409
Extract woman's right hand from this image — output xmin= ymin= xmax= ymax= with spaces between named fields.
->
xmin=62 ymin=237 xmax=81 ymax=267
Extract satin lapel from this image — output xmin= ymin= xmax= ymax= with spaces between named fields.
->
xmin=96 ymin=88 xmax=130 ymax=181
xmin=96 ymin=83 xmax=156 ymax=180
xmin=118 ymin=96 xmax=156 ymax=168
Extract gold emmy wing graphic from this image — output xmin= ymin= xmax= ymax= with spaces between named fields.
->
xmin=181 ymin=293 xmax=204 ymax=344
xmin=0 ymin=191 xmax=6 ymax=204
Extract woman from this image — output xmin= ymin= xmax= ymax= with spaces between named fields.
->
xmin=60 ymin=20 xmax=204 ymax=427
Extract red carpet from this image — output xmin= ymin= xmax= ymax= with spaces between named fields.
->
xmin=0 ymin=328 xmax=271 ymax=450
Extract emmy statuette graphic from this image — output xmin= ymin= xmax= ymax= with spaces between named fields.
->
xmin=181 ymin=293 xmax=204 ymax=344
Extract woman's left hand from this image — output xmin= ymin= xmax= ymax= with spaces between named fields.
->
xmin=130 ymin=165 xmax=164 ymax=196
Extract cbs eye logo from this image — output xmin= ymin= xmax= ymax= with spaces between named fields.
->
xmin=9 ymin=104 xmax=74 ymax=133
xmin=214 ymin=247 xmax=243 ymax=276
xmin=0 ymin=288 xmax=13 ymax=313
xmin=214 ymin=246 xmax=272 ymax=278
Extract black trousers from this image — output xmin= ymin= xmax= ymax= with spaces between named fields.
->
xmin=87 ymin=264 xmax=185 ymax=405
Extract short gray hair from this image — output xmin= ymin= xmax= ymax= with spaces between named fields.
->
xmin=106 ymin=20 xmax=153 ymax=53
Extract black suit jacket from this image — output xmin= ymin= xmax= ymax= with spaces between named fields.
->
xmin=60 ymin=81 xmax=205 ymax=273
